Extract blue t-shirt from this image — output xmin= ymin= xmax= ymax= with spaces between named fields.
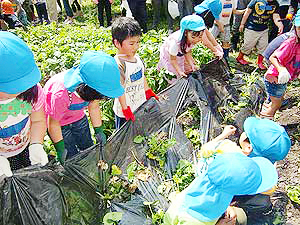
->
xmin=246 ymin=0 xmax=279 ymax=31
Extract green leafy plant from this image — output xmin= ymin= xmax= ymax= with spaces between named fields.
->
xmin=103 ymin=212 xmax=123 ymax=225
xmin=172 ymin=160 xmax=195 ymax=191
xmin=146 ymin=132 xmax=176 ymax=169
xmin=287 ymin=185 xmax=300 ymax=204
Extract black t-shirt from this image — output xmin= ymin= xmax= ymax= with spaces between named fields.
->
xmin=246 ymin=0 xmax=280 ymax=31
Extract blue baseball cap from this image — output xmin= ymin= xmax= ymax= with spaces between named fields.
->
xmin=194 ymin=0 xmax=222 ymax=20
xmin=179 ymin=15 xmax=206 ymax=41
xmin=244 ymin=117 xmax=291 ymax=163
xmin=64 ymin=50 xmax=124 ymax=98
xmin=181 ymin=153 xmax=278 ymax=222
xmin=0 ymin=31 xmax=41 ymax=94
xmin=295 ymin=9 xmax=300 ymax=26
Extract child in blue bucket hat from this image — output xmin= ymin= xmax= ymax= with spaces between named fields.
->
xmin=158 ymin=14 xmax=223 ymax=84
xmin=0 ymin=31 xmax=48 ymax=177
xmin=163 ymin=152 xmax=278 ymax=224
xmin=197 ymin=116 xmax=290 ymax=224
xmin=44 ymin=50 xmax=124 ymax=162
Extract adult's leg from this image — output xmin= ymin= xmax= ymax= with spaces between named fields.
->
xmin=97 ymin=0 xmax=105 ymax=26
xmin=151 ymin=0 xmax=160 ymax=27
xmin=162 ymin=0 xmax=173 ymax=32
xmin=35 ymin=4 xmax=43 ymax=23
xmin=62 ymin=0 xmax=74 ymax=18
xmin=46 ymin=0 xmax=58 ymax=22
xmin=3 ymin=14 xmax=15 ymax=29
xmin=184 ymin=0 xmax=193 ymax=16
xmin=104 ymin=0 xmax=112 ymax=26
xmin=135 ymin=0 xmax=148 ymax=32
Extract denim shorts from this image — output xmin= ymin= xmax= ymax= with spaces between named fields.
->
xmin=264 ymin=79 xmax=287 ymax=98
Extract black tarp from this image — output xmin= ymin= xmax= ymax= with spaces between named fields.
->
xmin=0 ymin=59 xmax=265 ymax=224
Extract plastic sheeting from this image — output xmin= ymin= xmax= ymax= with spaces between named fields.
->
xmin=0 ymin=59 xmax=265 ymax=224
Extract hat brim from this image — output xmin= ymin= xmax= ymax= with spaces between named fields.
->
xmin=250 ymin=157 xmax=278 ymax=194
xmin=0 ymin=63 xmax=41 ymax=94
xmin=183 ymin=175 xmax=233 ymax=222
xmin=64 ymin=64 xmax=124 ymax=98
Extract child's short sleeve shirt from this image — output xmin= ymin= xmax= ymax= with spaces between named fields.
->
xmin=246 ymin=0 xmax=279 ymax=31
xmin=266 ymin=36 xmax=300 ymax=80
xmin=157 ymin=30 xmax=194 ymax=76
xmin=113 ymin=55 xmax=147 ymax=118
xmin=219 ymin=0 xmax=238 ymax=25
xmin=0 ymin=84 xmax=44 ymax=158
xmin=44 ymin=71 xmax=87 ymax=126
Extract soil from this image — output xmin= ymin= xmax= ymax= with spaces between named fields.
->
xmin=272 ymin=87 xmax=300 ymax=225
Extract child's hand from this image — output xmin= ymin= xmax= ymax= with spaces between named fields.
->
xmin=179 ymin=71 xmax=187 ymax=77
xmin=214 ymin=45 xmax=224 ymax=60
xmin=265 ymin=74 xmax=278 ymax=84
xmin=191 ymin=64 xmax=199 ymax=72
xmin=145 ymin=88 xmax=159 ymax=100
xmin=122 ymin=106 xmax=135 ymax=121
xmin=0 ymin=156 xmax=13 ymax=177
xmin=277 ymin=23 xmax=284 ymax=35
xmin=109 ymin=0 xmax=113 ymax=3
xmin=239 ymin=24 xmax=244 ymax=32
xmin=222 ymin=125 xmax=236 ymax=138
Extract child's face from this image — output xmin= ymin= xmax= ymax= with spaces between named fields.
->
xmin=186 ymin=30 xmax=204 ymax=45
xmin=0 ymin=92 xmax=19 ymax=101
xmin=116 ymin=35 xmax=140 ymax=57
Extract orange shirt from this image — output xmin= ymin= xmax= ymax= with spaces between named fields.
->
xmin=1 ymin=0 xmax=15 ymax=15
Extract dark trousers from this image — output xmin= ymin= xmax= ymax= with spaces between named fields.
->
xmin=97 ymin=0 xmax=112 ymax=27
xmin=35 ymin=3 xmax=49 ymax=23
xmin=178 ymin=0 xmax=193 ymax=19
xmin=3 ymin=14 xmax=15 ymax=29
xmin=61 ymin=115 xmax=94 ymax=159
xmin=71 ymin=0 xmax=81 ymax=13
xmin=151 ymin=0 xmax=173 ymax=30
xmin=62 ymin=0 xmax=73 ymax=17
xmin=127 ymin=0 xmax=147 ymax=33
xmin=115 ymin=115 xmax=127 ymax=130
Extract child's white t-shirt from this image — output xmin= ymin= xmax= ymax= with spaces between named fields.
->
xmin=113 ymin=55 xmax=146 ymax=118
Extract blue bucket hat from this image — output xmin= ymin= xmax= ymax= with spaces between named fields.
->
xmin=194 ymin=0 xmax=222 ymax=20
xmin=0 ymin=31 xmax=41 ymax=94
xmin=244 ymin=117 xmax=291 ymax=163
xmin=179 ymin=15 xmax=206 ymax=41
xmin=64 ymin=50 xmax=124 ymax=98
xmin=181 ymin=153 xmax=278 ymax=222
xmin=295 ymin=9 xmax=300 ymax=27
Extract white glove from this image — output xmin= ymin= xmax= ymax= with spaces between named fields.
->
xmin=214 ymin=44 xmax=224 ymax=59
xmin=278 ymin=68 xmax=291 ymax=84
xmin=29 ymin=143 xmax=48 ymax=166
xmin=0 ymin=156 xmax=13 ymax=177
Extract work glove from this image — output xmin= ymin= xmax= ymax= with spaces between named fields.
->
xmin=29 ymin=143 xmax=48 ymax=166
xmin=54 ymin=140 xmax=67 ymax=163
xmin=94 ymin=126 xmax=107 ymax=145
xmin=0 ymin=156 xmax=13 ymax=177
xmin=122 ymin=106 xmax=135 ymax=122
xmin=278 ymin=68 xmax=291 ymax=84
xmin=145 ymin=88 xmax=159 ymax=100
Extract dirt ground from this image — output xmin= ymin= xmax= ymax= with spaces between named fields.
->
xmin=272 ymin=87 xmax=300 ymax=225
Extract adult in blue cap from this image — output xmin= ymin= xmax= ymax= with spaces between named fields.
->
xmin=0 ymin=31 xmax=48 ymax=177
xmin=44 ymin=50 xmax=124 ymax=162
xmin=164 ymin=152 xmax=278 ymax=224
